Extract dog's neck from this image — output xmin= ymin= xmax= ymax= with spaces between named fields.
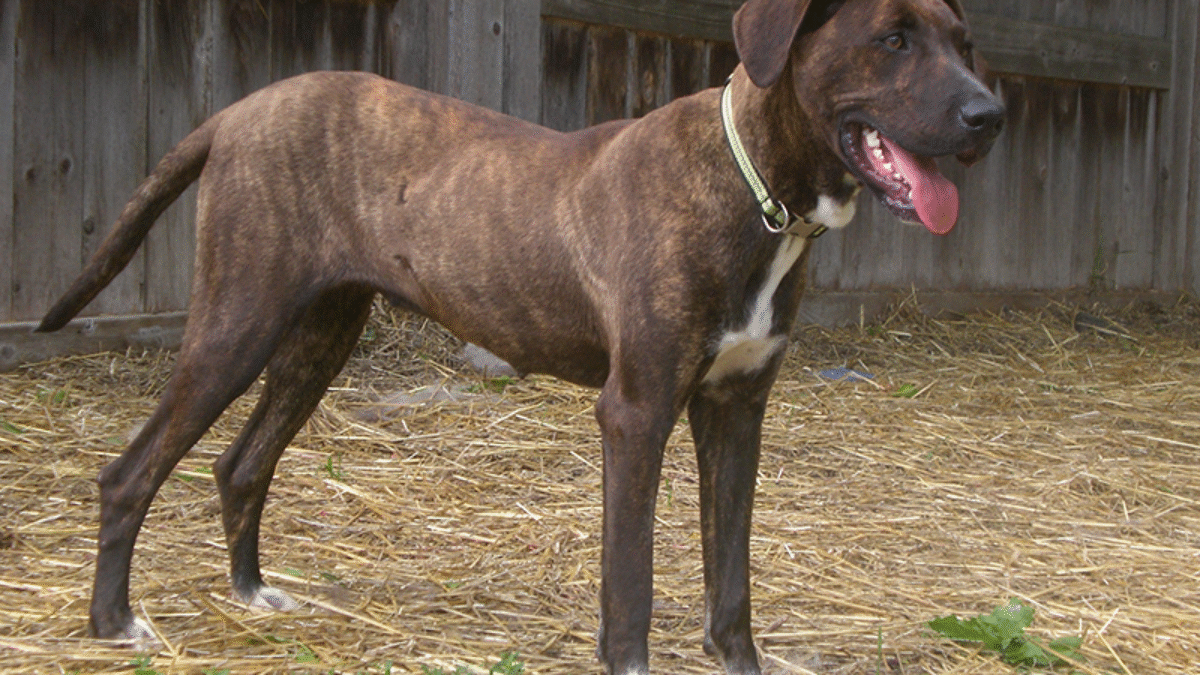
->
xmin=725 ymin=66 xmax=854 ymax=217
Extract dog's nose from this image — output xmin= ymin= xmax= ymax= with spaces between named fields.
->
xmin=960 ymin=96 xmax=1005 ymax=138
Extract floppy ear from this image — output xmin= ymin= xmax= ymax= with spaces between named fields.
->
xmin=732 ymin=0 xmax=814 ymax=88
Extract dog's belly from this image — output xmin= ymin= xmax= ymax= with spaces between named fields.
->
xmin=704 ymin=235 xmax=808 ymax=383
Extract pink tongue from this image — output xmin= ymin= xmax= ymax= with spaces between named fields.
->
xmin=880 ymin=136 xmax=959 ymax=235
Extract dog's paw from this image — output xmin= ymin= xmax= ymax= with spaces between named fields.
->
xmin=108 ymin=617 xmax=161 ymax=650
xmin=244 ymin=586 xmax=301 ymax=612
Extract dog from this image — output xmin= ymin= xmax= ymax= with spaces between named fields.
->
xmin=38 ymin=0 xmax=1003 ymax=672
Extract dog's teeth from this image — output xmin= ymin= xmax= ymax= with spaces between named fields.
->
xmin=882 ymin=162 xmax=893 ymax=172
xmin=865 ymin=130 xmax=880 ymax=148
xmin=872 ymin=148 xmax=885 ymax=160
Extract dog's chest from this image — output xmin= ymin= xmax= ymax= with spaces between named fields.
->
xmin=702 ymin=235 xmax=807 ymax=384
xmin=702 ymin=194 xmax=856 ymax=384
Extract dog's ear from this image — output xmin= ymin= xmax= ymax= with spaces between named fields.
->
xmin=732 ymin=0 xmax=814 ymax=88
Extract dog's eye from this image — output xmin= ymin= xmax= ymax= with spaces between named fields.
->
xmin=882 ymin=33 xmax=907 ymax=51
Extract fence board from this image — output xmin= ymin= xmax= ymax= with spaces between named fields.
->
xmin=503 ymin=0 xmax=542 ymax=122
xmin=541 ymin=19 xmax=588 ymax=131
xmin=446 ymin=0 xmax=506 ymax=110
xmin=668 ymin=37 xmax=707 ymax=100
xmin=586 ymin=25 xmax=628 ymax=125
xmin=0 ymin=1 xmax=15 ymax=320
xmin=213 ymin=0 xmax=273 ymax=111
xmin=631 ymin=34 xmax=668 ymax=118
xmin=543 ymin=0 xmax=731 ymax=41
xmin=328 ymin=0 xmax=374 ymax=70
xmin=144 ymin=0 xmax=210 ymax=313
xmin=706 ymin=40 xmax=738 ymax=87
xmin=387 ymin=0 xmax=429 ymax=90
xmin=1164 ymin=0 xmax=1200 ymax=292
xmin=82 ymin=0 xmax=147 ymax=316
xmin=12 ymin=0 xmax=86 ymax=321
xmin=969 ymin=14 xmax=1170 ymax=89
xmin=272 ymin=0 xmax=328 ymax=79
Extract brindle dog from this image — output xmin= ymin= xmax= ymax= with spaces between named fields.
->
xmin=39 ymin=0 xmax=1002 ymax=672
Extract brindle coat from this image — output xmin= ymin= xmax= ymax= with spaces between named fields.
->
xmin=39 ymin=0 xmax=1003 ymax=672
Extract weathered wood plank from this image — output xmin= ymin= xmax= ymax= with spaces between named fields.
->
xmin=586 ymin=24 xmax=628 ymax=125
xmin=0 ymin=312 xmax=188 ymax=372
xmin=446 ymin=0 xmax=506 ymax=110
xmin=631 ymin=34 xmax=667 ymax=118
xmin=1013 ymin=79 xmax=1050 ymax=288
xmin=82 ymin=0 xmax=147 ymax=316
xmin=541 ymin=19 xmax=588 ymax=131
xmin=1162 ymin=0 xmax=1199 ymax=292
xmin=387 ymin=0 xmax=429 ymax=90
xmin=144 ymin=0 xmax=210 ymax=313
xmin=212 ymin=0 xmax=273 ymax=111
xmin=543 ymin=1 xmax=1172 ymax=89
xmin=271 ymin=0 xmax=327 ymax=79
xmin=706 ymin=40 xmax=739 ymax=87
xmin=327 ymin=0 xmax=372 ymax=70
xmin=542 ymin=0 xmax=732 ymax=42
xmin=668 ymin=37 xmax=707 ymax=100
xmin=503 ymin=0 xmax=542 ymax=122
xmin=0 ymin=1 xmax=16 ymax=320
xmin=1114 ymin=88 xmax=1156 ymax=289
xmin=12 ymin=0 xmax=86 ymax=321
xmin=970 ymin=14 xmax=1171 ymax=90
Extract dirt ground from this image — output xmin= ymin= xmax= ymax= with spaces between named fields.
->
xmin=1 ymin=298 xmax=1198 ymax=674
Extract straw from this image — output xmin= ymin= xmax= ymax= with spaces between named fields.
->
xmin=1 ymin=297 xmax=1197 ymax=674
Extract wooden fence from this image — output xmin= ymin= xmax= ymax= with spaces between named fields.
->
xmin=2 ymin=0 xmax=1199 ymax=364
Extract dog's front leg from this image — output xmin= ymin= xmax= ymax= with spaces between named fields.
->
xmin=593 ymin=371 xmax=680 ymax=675
xmin=688 ymin=364 xmax=781 ymax=675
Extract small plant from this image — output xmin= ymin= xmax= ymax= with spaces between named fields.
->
xmin=324 ymin=453 xmax=345 ymax=481
xmin=131 ymin=654 xmax=161 ymax=675
xmin=470 ymin=376 xmax=514 ymax=394
xmin=488 ymin=652 xmax=524 ymax=675
xmin=893 ymin=383 xmax=919 ymax=398
xmin=928 ymin=599 xmax=1083 ymax=668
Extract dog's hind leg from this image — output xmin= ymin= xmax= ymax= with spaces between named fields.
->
xmin=212 ymin=285 xmax=375 ymax=612
xmin=688 ymin=364 xmax=782 ymax=675
xmin=89 ymin=293 xmax=303 ymax=642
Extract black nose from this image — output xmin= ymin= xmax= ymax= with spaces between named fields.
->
xmin=960 ymin=96 xmax=1005 ymax=138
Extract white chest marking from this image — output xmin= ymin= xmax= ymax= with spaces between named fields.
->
xmin=702 ymin=190 xmax=858 ymax=384
xmin=811 ymin=192 xmax=859 ymax=230
xmin=704 ymin=235 xmax=808 ymax=383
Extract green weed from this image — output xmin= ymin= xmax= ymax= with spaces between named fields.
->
xmin=928 ymin=598 xmax=1083 ymax=669
xmin=324 ymin=453 xmax=345 ymax=481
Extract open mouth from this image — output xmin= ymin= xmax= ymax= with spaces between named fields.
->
xmin=840 ymin=122 xmax=960 ymax=235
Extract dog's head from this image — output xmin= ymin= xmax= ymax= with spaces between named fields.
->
xmin=733 ymin=0 xmax=1005 ymax=234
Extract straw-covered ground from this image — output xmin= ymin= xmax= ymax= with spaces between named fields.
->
xmin=1 ymin=296 xmax=1198 ymax=674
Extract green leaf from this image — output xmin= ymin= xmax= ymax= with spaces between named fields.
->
xmin=0 ymin=420 xmax=22 ymax=434
xmin=893 ymin=383 xmax=919 ymax=398
xmin=927 ymin=615 xmax=989 ymax=643
xmin=927 ymin=599 xmax=1083 ymax=668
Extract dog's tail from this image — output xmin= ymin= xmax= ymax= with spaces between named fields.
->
xmin=37 ymin=119 xmax=218 ymax=333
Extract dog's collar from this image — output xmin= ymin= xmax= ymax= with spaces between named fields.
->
xmin=720 ymin=82 xmax=827 ymax=239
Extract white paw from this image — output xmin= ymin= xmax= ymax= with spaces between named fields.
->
xmin=112 ymin=617 xmax=161 ymax=649
xmin=245 ymin=586 xmax=301 ymax=612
